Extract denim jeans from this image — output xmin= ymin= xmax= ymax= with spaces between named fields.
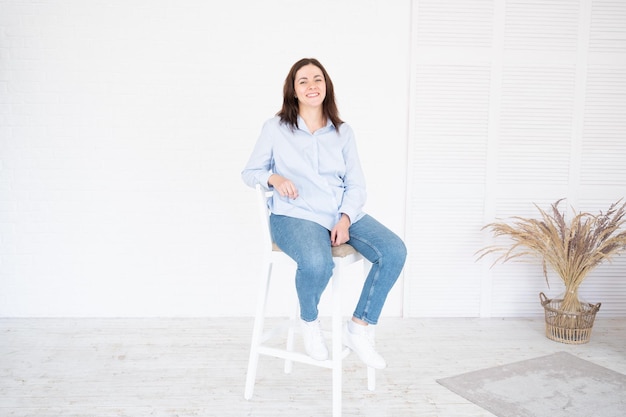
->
xmin=270 ymin=214 xmax=407 ymax=325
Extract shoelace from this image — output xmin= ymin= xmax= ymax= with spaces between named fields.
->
xmin=351 ymin=325 xmax=375 ymax=346
xmin=313 ymin=322 xmax=324 ymax=341
xmin=364 ymin=331 xmax=376 ymax=348
xmin=305 ymin=320 xmax=324 ymax=340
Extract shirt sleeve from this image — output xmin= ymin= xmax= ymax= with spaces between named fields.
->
xmin=338 ymin=124 xmax=367 ymax=223
xmin=241 ymin=120 xmax=275 ymax=190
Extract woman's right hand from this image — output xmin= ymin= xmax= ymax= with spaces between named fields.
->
xmin=268 ymin=174 xmax=299 ymax=200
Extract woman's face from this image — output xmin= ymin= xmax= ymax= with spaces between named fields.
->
xmin=294 ymin=64 xmax=326 ymax=108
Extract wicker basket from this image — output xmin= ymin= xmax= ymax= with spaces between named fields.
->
xmin=539 ymin=292 xmax=601 ymax=345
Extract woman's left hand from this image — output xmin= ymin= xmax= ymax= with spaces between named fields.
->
xmin=330 ymin=214 xmax=351 ymax=247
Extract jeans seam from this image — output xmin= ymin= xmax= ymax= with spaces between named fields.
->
xmin=349 ymin=234 xmax=383 ymax=324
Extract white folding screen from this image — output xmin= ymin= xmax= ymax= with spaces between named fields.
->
xmin=406 ymin=0 xmax=626 ymax=317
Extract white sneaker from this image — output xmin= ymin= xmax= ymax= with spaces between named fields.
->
xmin=343 ymin=320 xmax=386 ymax=369
xmin=300 ymin=318 xmax=328 ymax=361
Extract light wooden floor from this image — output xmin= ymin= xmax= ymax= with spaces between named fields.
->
xmin=1 ymin=317 xmax=625 ymax=417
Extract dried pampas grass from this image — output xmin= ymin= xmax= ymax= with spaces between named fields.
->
xmin=477 ymin=199 xmax=626 ymax=315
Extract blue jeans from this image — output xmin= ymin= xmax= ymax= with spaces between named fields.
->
xmin=270 ymin=214 xmax=407 ymax=325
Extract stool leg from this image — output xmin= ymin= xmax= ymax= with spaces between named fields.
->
xmin=284 ymin=300 xmax=298 ymax=374
xmin=363 ymin=259 xmax=376 ymax=391
xmin=244 ymin=262 xmax=272 ymax=400
xmin=331 ymin=267 xmax=342 ymax=417
xmin=367 ymin=367 xmax=376 ymax=391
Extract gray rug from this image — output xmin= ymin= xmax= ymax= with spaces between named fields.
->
xmin=437 ymin=352 xmax=626 ymax=417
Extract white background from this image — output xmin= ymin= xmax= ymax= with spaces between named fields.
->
xmin=0 ymin=0 xmax=410 ymax=317
xmin=1 ymin=0 xmax=624 ymax=318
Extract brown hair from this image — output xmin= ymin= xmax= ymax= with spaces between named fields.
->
xmin=277 ymin=58 xmax=344 ymax=131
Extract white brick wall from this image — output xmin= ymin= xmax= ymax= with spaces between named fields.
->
xmin=0 ymin=1 xmax=411 ymax=317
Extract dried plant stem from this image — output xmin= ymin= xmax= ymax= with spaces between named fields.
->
xmin=558 ymin=290 xmax=583 ymax=328
xmin=561 ymin=290 xmax=581 ymax=314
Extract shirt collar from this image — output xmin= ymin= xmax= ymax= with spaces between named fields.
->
xmin=297 ymin=115 xmax=335 ymax=134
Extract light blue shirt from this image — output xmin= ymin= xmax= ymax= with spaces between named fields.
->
xmin=242 ymin=116 xmax=367 ymax=230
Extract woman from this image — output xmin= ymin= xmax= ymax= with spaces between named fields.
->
xmin=241 ymin=58 xmax=406 ymax=369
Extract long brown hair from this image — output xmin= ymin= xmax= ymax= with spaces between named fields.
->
xmin=277 ymin=58 xmax=344 ymax=131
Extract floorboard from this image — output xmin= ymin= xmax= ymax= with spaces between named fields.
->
xmin=1 ymin=317 xmax=624 ymax=416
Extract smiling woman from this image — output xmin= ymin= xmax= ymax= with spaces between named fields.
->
xmin=294 ymin=65 xmax=327 ymax=129
xmin=241 ymin=57 xmax=407 ymax=369
xmin=277 ymin=58 xmax=343 ymax=133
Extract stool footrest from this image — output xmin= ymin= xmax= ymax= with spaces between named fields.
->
xmin=257 ymin=345 xmax=351 ymax=369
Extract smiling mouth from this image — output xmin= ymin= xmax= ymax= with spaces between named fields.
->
xmin=306 ymin=93 xmax=320 ymax=98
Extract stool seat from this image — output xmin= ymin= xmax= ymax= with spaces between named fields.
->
xmin=272 ymin=242 xmax=358 ymax=258
xmin=244 ymin=185 xmax=375 ymax=417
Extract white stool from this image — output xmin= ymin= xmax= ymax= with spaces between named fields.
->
xmin=244 ymin=184 xmax=375 ymax=417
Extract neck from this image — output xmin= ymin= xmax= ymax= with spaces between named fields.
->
xmin=299 ymin=107 xmax=326 ymax=133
